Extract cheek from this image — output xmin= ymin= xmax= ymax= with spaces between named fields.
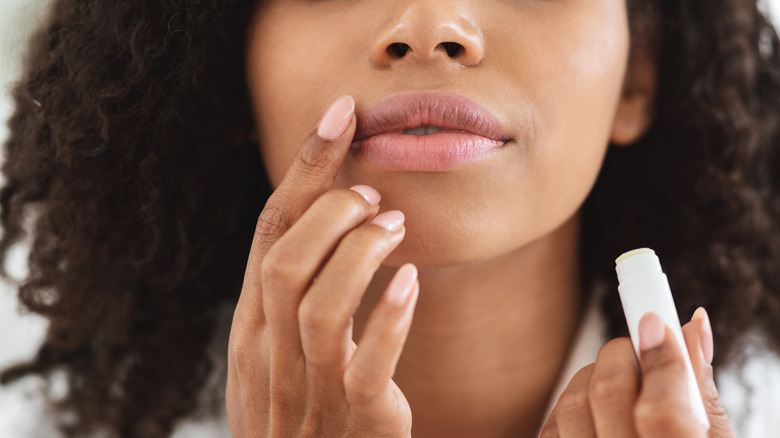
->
xmin=493 ymin=1 xmax=630 ymax=230
xmin=246 ymin=5 xmax=360 ymax=187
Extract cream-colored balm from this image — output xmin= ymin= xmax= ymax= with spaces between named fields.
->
xmin=615 ymin=248 xmax=710 ymax=430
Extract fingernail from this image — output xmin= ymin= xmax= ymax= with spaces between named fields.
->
xmin=692 ymin=307 xmax=714 ymax=364
xmin=639 ymin=313 xmax=666 ymax=352
xmin=386 ymin=263 xmax=417 ymax=305
xmin=349 ymin=185 xmax=381 ymax=206
xmin=317 ymin=95 xmax=355 ymax=140
xmin=371 ymin=210 xmax=405 ymax=232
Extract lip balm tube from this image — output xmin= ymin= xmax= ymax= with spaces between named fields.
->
xmin=615 ymin=248 xmax=710 ymax=430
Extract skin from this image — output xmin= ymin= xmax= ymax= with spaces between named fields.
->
xmin=227 ymin=0 xmax=736 ymax=436
xmin=247 ymin=0 xmax=630 ymax=268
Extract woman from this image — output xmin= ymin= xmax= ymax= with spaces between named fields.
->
xmin=1 ymin=0 xmax=779 ymax=436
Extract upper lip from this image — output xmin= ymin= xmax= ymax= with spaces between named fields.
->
xmin=353 ymin=92 xmax=512 ymax=142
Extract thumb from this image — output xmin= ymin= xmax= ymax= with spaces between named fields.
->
xmin=635 ymin=313 xmax=706 ymax=437
xmin=682 ymin=308 xmax=735 ymax=437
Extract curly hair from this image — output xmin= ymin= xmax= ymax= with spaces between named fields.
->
xmin=0 ymin=0 xmax=778 ymax=437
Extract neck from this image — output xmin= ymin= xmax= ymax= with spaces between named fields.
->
xmin=354 ymin=214 xmax=584 ymax=438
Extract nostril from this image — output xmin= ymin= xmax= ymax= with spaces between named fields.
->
xmin=382 ymin=41 xmax=469 ymax=62
xmin=387 ymin=42 xmax=410 ymax=58
xmin=441 ymin=42 xmax=463 ymax=58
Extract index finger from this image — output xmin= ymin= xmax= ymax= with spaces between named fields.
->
xmin=588 ymin=338 xmax=640 ymax=438
xmin=236 ymin=95 xmax=357 ymax=323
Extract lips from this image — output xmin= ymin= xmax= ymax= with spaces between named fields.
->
xmin=351 ymin=92 xmax=511 ymax=171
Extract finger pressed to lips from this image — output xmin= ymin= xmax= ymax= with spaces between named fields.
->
xmin=234 ymin=97 xmax=356 ymax=328
xmin=251 ymin=118 xmax=358 ymax=263
xmin=227 ymin=95 xmax=425 ymax=437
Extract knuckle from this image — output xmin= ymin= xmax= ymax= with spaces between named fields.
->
xmin=228 ymin=331 xmax=261 ymax=380
xmin=227 ymin=335 xmax=245 ymax=367
xmin=256 ymin=201 xmax=293 ymax=243
xmin=343 ymin=369 xmax=379 ymax=405
xmin=298 ymin=299 xmax=334 ymax=335
xmin=316 ymin=189 xmax=365 ymax=218
xmin=600 ymin=337 xmax=634 ymax=358
xmin=634 ymin=397 xmax=685 ymax=433
xmin=556 ymin=388 xmax=590 ymax=416
xmin=589 ymin=338 xmax=639 ymax=405
xmin=297 ymin=137 xmax=335 ymax=175
xmin=261 ymin=246 xmax=300 ymax=286
xmin=589 ymin=370 xmax=637 ymax=404
xmin=340 ymin=227 xmax=390 ymax=259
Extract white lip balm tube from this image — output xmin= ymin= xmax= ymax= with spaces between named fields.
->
xmin=615 ymin=248 xmax=710 ymax=431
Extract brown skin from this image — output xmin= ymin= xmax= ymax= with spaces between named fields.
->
xmin=227 ymin=0 xmax=735 ymax=437
xmin=247 ymin=0 xmax=634 ymax=268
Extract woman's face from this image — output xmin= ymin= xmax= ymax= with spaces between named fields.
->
xmin=246 ymin=0 xmax=633 ymax=268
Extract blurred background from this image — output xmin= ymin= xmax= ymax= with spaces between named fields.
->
xmin=1 ymin=0 xmax=779 ymax=401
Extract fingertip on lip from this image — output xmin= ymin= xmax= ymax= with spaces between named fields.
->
xmin=318 ymin=95 xmax=355 ymax=140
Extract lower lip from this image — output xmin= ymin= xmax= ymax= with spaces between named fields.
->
xmin=351 ymin=133 xmax=505 ymax=171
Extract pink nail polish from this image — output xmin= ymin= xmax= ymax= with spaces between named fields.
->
xmin=317 ymin=95 xmax=355 ymax=140
xmin=371 ymin=210 xmax=405 ymax=232
xmin=639 ymin=313 xmax=666 ymax=352
xmin=349 ymin=185 xmax=381 ymax=206
xmin=386 ymin=263 xmax=417 ymax=305
xmin=693 ymin=307 xmax=714 ymax=365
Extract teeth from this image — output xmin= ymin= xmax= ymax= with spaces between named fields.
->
xmin=403 ymin=126 xmax=445 ymax=136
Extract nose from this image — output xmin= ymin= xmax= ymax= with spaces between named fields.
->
xmin=369 ymin=2 xmax=485 ymax=67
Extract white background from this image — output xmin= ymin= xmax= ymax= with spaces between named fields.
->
xmin=1 ymin=0 xmax=779 ymax=406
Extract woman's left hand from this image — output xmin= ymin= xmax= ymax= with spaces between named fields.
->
xmin=540 ymin=308 xmax=735 ymax=437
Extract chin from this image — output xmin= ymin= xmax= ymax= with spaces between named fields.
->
xmin=380 ymin=203 xmax=583 ymax=273
xmin=381 ymin=221 xmax=523 ymax=270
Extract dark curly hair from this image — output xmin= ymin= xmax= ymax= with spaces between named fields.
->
xmin=1 ymin=0 xmax=778 ymax=437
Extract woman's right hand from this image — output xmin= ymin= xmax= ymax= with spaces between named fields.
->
xmin=226 ymin=95 xmax=418 ymax=438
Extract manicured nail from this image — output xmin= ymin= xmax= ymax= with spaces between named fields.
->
xmin=350 ymin=185 xmax=381 ymax=206
xmin=317 ymin=95 xmax=355 ymax=140
xmin=386 ymin=263 xmax=417 ymax=305
xmin=371 ymin=210 xmax=405 ymax=232
xmin=692 ymin=307 xmax=714 ymax=364
xmin=639 ymin=312 xmax=666 ymax=352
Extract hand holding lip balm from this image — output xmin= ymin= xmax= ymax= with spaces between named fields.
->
xmin=615 ymin=248 xmax=710 ymax=431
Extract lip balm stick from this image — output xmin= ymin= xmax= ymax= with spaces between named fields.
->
xmin=615 ymin=248 xmax=710 ymax=430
